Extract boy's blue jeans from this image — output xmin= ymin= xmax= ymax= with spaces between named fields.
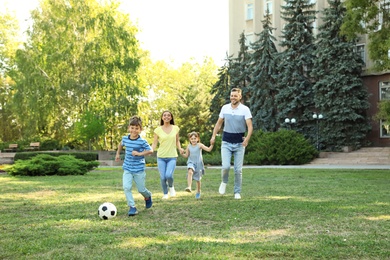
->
xmin=123 ymin=170 xmax=151 ymax=207
xmin=157 ymin=157 xmax=177 ymax=195
xmin=221 ymin=141 xmax=245 ymax=194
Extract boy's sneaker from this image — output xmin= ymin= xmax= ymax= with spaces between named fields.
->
xmin=145 ymin=196 xmax=153 ymax=208
xmin=185 ymin=187 xmax=192 ymax=192
xmin=169 ymin=186 xmax=176 ymax=197
xmin=195 ymin=192 xmax=201 ymax=199
xmin=234 ymin=193 xmax=241 ymax=200
xmin=162 ymin=194 xmax=169 ymax=199
xmin=128 ymin=207 xmax=138 ymax=216
xmin=219 ymin=182 xmax=227 ymax=195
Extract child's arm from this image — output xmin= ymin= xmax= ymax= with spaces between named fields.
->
xmin=132 ymin=149 xmax=153 ymax=157
xmin=181 ymin=146 xmax=190 ymax=158
xmin=199 ymin=143 xmax=213 ymax=152
xmin=132 ymin=142 xmax=154 ymax=157
xmin=115 ymin=142 xmax=123 ymax=161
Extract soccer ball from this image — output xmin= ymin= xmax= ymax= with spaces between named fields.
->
xmin=98 ymin=202 xmax=117 ymax=220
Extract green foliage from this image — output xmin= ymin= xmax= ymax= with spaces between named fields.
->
xmin=8 ymin=0 xmax=141 ymax=147
xmin=311 ymin=0 xmax=371 ymax=150
xmin=72 ymin=110 xmax=105 ymax=150
xmin=245 ymin=130 xmax=318 ymax=165
xmin=7 ymin=154 xmax=99 ymax=176
xmin=342 ymin=0 xmax=390 ymax=71
xmin=14 ymin=152 xmax=98 ymax=162
xmin=375 ymin=100 xmax=390 ymax=121
xmin=248 ymin=9 xmax=279 ymax=131
xmin=275 ymin=0 xmax=317 ymax=138
xmin=40 ymin=139 xmax=61 ymax=150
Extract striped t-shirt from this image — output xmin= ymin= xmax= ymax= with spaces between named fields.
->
xmin=121 ymin=135 xmax=151 ymax=173
xmin=219 ymin=103 xmax=252 ymax=143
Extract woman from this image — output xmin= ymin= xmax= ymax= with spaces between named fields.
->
xmin=152 ymin=110 xmax=184 ymax=199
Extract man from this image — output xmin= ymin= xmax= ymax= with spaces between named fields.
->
xmin=210 ymin=88 xmax=253 ymax=199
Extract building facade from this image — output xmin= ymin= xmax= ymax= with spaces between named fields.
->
xmin=229 ymin=0 xmax=390 ymax=147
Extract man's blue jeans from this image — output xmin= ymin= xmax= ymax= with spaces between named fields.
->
xmin=221 ymin=141 xmax=245 ymax=194
xmin=123 ymin=170 xmax=151 ymax=207
xmin=157 ymin=157 xmax=177 ymax=195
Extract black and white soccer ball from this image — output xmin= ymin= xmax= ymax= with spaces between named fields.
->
xmin=98 ymin=202 xmax=117 ymax=220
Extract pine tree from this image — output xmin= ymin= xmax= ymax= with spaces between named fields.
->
xmin=229 ymin=31 xmax=251 ymax=105
xmin=311 ymin=0 xmax=370 ymax=149
xmin=276 ymin=0 xmax=317 ymax=137
xmin=248 ymin=8 xmax=279 ymax=131
xmin=209 ymin=56 xmax=231 ymax=126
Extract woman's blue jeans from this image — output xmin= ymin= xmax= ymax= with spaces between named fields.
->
xmin=157 ymin=157 xmax=177 ymax=195
xmin=221 ymin=141 xmax=245 ymax=194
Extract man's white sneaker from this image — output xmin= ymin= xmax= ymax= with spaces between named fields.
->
xmin=234 ymin=193 xmax=241 ymax=199
xmin=162 ymin=194 xmax=169 ymax=199
xmin=219 ymin=182 xmax=227 ymax=195
xmin=169 ymin=187 xmax=176 ymax=197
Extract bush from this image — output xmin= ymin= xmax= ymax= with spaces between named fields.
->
xmin=14 ymin=152 xmax=98 ymax=162
xmin=7 ymin=154 xmax=99 ymax=176
xmin=245 ymin=129 xmax=318 ymax=165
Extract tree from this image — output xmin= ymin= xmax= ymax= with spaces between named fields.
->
xmin=342 ymin=0 xmax=390 ymax=71
xmin=248 ymin=8 xmax=279 ymax=132
xmin=0 ymin=10 xmax=20 ymax=142
xmin=229 ymin=32 xmax=251 ymax=104
xmin=311 ymin=0 xmax=371 ymax=150
xmin=209 ymin=54 xmax=231 ymax=127
xmin=10 ymin=0 xmax=141 ymax=148
xmin=276 ymin=0 xmax=317 ymax=139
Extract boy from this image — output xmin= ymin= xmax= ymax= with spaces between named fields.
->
xmin=116 ymin=116 xmax=153 ymax=216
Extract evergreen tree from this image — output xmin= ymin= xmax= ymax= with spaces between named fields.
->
xmin=209 ymin=55 xmax=230 ymax=127
xmin=311 ymin=0 xmax=370 ymax=149
xmin=248 ymin=8 xmax=279 ymax=131
xmin=276 ymin=0 xmax=317 ymax=138
xmin=229 ymin=31 xmax=251 ymax=105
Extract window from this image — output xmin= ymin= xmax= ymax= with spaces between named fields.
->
xmin=355 ymin=44 xmax=366 ymax=66
xmin=381 ymin=122 xmax=390 ymax=137
xmin=379 ymin=81 xmax=390 ymax=138
xmin=246 ymin=3 xmax=254 ymax=20
xmin=265 ymin=0 xmax=273 ymax=14
xmin=380 ymin=81 xmax=390 ymax=100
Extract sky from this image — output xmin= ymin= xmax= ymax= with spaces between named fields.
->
xmin=1 ymin=0 xmax=229 ymax=67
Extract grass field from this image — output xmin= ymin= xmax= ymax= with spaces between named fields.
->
xmin=0 ymin=167 xmax=389 ymax=259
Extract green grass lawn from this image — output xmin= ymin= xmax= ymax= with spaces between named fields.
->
xmin=0 ymin=167 xmax=389 ymax=259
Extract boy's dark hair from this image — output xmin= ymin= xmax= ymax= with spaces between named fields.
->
xmin=129 ymin=116 xmax=142 ymax=128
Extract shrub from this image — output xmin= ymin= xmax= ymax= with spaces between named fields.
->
xmin=245 ymin=129 xmax=318 ymax=165
xmin=14 ymin=152 xmax=98 ymax=162
xmin=7 ymin=154 xmax=99 ymax=176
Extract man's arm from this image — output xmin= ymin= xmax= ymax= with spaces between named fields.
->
xmin=242 ymin=118 xmax=253 ymax=147
xmin=210 ymin=117 xmax=224 ymax=145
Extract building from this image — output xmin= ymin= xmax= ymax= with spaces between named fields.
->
xmin=229 ymin=0 xmax=390 ymax=147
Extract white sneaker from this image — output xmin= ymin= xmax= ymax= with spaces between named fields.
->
xmin=162 ymin=194 xmax=169 ymax=199
xmin=234 ymin=193 xmax=241 ymax=199
xmin=219 ymin=182 xmax=227 ymax=195
xmin=169 ymin=187 xmax=176 ymax=197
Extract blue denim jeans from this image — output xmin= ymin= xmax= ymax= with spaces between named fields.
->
xmin=157 ymin=157 xmax=177 ymax=195
xmin=221 ymin=141 xmax=245 ymax=194
xmin=123 ymin=170 xmax=151 ymax=207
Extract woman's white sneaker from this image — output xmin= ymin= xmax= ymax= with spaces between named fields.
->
xmin=234 ymin=193 xmax=241 ymax=199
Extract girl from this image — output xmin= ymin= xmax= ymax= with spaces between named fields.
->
xmin=182 ymin=132 xmax=213 ymax=199
xmin=152 ymin=110 xmax=184 ymax=199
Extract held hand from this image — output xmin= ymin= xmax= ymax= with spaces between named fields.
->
xmin=210 ymin=137 xmax=215 ymax=145
xmin=132 ymin=151 xmax=140 ymax=156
